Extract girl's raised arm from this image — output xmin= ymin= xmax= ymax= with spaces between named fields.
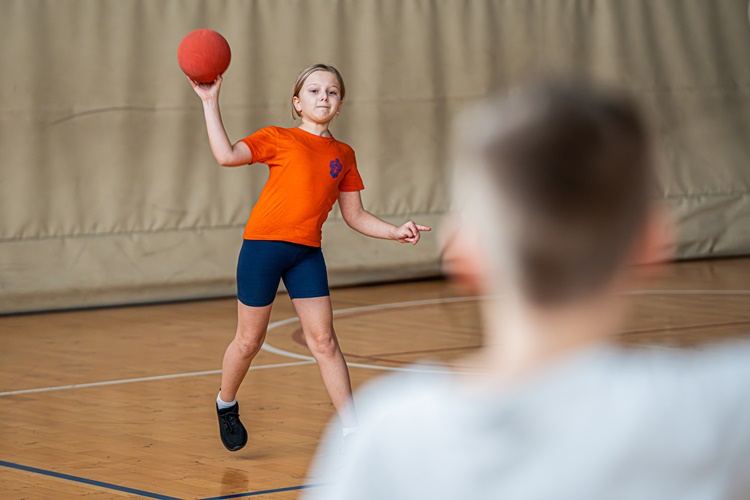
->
xmin=189 ymin=76 xmax=253 ymax=167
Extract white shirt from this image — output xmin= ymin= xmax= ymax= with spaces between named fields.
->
xmin=305 ymin=343 xmax=750 ymax=500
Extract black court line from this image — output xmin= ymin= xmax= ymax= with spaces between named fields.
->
xmin=0 ymin=460 xmax=180 ymax=499
xmin=199 ymin=483 xmax=325 ymax=499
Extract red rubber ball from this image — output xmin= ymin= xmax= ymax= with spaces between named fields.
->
xmin=177 ymin=29 xmax=231 ymax=83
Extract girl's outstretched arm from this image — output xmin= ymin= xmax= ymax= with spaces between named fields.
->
xmin=339 ymin=191 xmax=431 ymax=245
xmin=189 ymin=76 xmax=253 ymax=167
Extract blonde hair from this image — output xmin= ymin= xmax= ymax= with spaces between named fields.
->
xmin=291 ymin=64 xmax=346 ymax=120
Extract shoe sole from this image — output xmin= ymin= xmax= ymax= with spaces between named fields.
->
xmin=222 ymin=441 xmax=246 ymax=452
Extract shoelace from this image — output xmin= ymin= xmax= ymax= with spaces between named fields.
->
xmin=220 ymin=411 xmax=239 ymax=432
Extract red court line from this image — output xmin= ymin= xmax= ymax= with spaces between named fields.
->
xmin=290 ymin=328 xmax=481 ymax=366
xmin=286 ymin=308 xmax=750 ymax=366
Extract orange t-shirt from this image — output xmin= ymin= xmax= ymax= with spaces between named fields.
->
xmin=240 ymin=126 xmax=365 ymax=247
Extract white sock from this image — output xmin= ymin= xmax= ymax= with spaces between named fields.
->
xmin=342 ymin=426 xmax=359 ymax=438
xmin=216 ymin=392 xmax=236 ymax=410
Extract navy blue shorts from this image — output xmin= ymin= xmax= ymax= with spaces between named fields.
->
xmin=236 ymin=239 xmax=330 ymax=307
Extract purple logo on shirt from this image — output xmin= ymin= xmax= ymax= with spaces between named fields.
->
xmin=329 ymin=158 xmax=343 ymax=178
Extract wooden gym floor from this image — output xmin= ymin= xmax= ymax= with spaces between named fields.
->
xmin=1 ymin=257 xmax=750 ymax=499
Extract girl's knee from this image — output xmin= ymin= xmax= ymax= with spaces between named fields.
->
xmin=234 ymin=329 xmax=265 ymax=357
xmin=306 ymin=331 xmax=338 ymax=358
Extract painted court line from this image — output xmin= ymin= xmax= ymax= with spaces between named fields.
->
xmin=0 ymin=360 xmax=316 ymax=397
xmin=0 ymin=460 xmax=180 ymax=499
xmin=259 ymin=295 xmax=488 ymax=370
xmin=2 ymin=289 xmax=748 ymax=497
xmin=3 ymin=290 xmax=748 ymax=397
xmin=0 ymin=458 xmax=324 ymax=499
xmin=260 ymin=289 xmax=750 ymax=368
xmin=199 ymin=483 xmax=325 ymax=499
xmin=260 ymin=343 xmax=463 ymax=375
xmin=0 ymin=297 xmax=483 ymax=397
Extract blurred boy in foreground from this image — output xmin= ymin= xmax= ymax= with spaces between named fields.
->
xmin=305 ymin=80 xmax=750 ymax=500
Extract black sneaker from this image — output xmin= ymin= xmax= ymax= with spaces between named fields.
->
xmin=216 ymin=402 xmax=248 ymax=451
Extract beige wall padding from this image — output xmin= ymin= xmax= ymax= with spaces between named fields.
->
xmin=1 ymin=0 xmax=749 ymax=313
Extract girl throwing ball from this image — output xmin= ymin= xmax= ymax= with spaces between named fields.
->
xmin=189 ymin=64 xmax=430 ymax=451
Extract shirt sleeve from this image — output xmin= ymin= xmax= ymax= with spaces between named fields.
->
xmin=339 ymin=151 xmax=365 ymax=191
xmin=240 ymin=126 xmax=278 ymax=165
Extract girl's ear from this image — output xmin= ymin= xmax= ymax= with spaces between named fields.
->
xmin=292 ymin=96 xmax=302 ymax=114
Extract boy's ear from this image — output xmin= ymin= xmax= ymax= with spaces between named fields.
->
xmin=440 ymin=217 xmax=485 ymax=293
xmin=632 ymin=203 xmax=676 ymax=276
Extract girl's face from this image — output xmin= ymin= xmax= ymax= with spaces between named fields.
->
xmin=293 ymin=71 xmax=342 ymax=125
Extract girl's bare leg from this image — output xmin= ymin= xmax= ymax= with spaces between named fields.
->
xmin=292 ymin=296 xmax=356 ymax=427
xmin=219 ymin=301 xmax=274 ymax=402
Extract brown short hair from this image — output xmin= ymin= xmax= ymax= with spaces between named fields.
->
xmin=453 ymin=79 xmax=654 ymax=305
xmin=291 ymin=64 xmax=346 ymax=120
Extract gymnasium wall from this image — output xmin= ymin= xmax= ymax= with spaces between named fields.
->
xmin=1 ymin=0 xmax=749 ymax=314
